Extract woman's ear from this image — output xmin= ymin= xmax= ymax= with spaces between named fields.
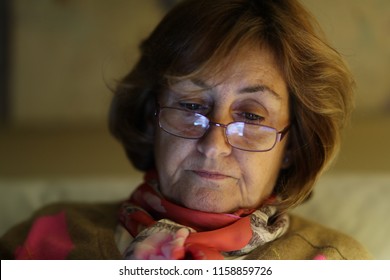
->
xmin=281 ymin=150 xmax=292 ymax=169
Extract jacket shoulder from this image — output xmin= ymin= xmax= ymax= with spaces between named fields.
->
xmin=247 ymin=214 xmax=372 ymax=260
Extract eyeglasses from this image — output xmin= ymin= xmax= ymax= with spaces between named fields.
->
xmin=156 ymin=106 xmax=290 ymax=152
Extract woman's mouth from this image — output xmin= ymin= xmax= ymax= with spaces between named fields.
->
xmin=192 ymin=170 xmax=231 ymax=180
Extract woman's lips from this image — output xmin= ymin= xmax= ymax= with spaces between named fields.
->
xmin=192 ymin=170 xmax=231 ymax=180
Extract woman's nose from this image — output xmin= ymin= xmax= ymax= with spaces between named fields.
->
xmin=196 ymin=123 xmax=232 ymax=158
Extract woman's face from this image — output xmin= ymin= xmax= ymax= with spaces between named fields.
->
xmin=154 ymin=45 xmax=290 ymax=213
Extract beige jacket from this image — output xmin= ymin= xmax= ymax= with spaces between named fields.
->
xmin=0 ymin=202 xmax=372 ymax=260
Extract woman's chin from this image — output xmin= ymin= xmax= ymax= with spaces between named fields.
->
xmin=161 ymin=178 xmax=239 ymax=213
xmin=181 ymin=197 xmax=234 ymax=214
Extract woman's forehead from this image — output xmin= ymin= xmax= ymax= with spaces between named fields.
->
xmin=167 ymin=44 xmax=287 ymax=100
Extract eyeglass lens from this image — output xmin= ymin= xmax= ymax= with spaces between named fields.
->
xmin=158 ymin=107 xmax=278 ymax=151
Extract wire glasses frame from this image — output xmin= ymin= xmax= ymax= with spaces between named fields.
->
xmin=156 ymin=106 xmax=290 ymax=152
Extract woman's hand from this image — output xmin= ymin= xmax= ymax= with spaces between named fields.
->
xmin=132 ymin=228 xmax=190 ymax=260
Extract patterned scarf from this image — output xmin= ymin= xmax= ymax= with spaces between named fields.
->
xmin=119 ymin=171 xmax=289 ymax=260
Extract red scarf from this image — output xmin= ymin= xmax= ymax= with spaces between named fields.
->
xmin=119 ymin=171 xmax=289 ymax=260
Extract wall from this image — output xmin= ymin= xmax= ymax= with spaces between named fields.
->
xmin=301 ymin=0 xmax=390 ymax=117
xmin=9 ymin=0 xmax=165 ymax=126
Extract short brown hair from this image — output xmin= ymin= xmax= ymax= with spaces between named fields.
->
xmin=109 ymin=0 xmax=354 ymax=212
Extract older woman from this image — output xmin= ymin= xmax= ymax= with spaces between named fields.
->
xmin=1 ymin=0 xmax=371 ymax=260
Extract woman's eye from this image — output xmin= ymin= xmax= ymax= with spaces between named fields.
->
xmin=179 ymin=102 xmax=206 ymax=111
xmin=237 ymin=112 xmax=264 ymax=123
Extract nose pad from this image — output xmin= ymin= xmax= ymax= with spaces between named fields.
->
xmin=196 ymin=123 xmax=232 ymax=158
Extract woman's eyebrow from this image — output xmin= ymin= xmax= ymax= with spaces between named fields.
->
xmin=238 ymin=84 xmax=281 ymax=100
xmin=190 ymin=79 xmax=281 ymax=100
